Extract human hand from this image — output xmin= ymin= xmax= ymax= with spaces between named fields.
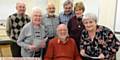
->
xmin=80 ymin=49 xmax=85 ymax=56
xmin=98 ymin=53 xmax=105 ymax=59
xmin=28 ymin=44 xmax=36 ymax=51
xmin=40 ymin=40 xmax=46 ymax=48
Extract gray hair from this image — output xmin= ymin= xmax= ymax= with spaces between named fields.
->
xmin=82 ymin=13 xmax=97 ymax=23
xmin=31 ymin=7 xmax=42 ymax=16
xmin=63 ymin=0 xmax=73 ymax=7
xmin=56 ymin=24 xmax=68 ymax=32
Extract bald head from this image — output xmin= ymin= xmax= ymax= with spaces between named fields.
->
xmin=16 ymin=1 xmax=26 ymax=15
xmin=56 ymin=24 xmax=68 ymax=31
xmin=47 ymin=2 xmax=55 ymax=16
xmin=47 ymin=2 xmax=55 ymax=7
xmin=56 ymin=24 xmax=68 ymax=41
xmin=16 ymin=1 xmax=25 ymax=6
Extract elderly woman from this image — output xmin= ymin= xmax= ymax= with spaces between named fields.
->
xmin=68 ymin=2 xmax=85 ymax=52
xmin=17 ymin=7 xmax=47 ymax=57
xmin=80 ymin=13 xmax=120 ymax=60
xmin=44 ymin=24 xmax=82 ymax=60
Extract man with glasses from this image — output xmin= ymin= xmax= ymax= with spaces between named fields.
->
xmin=59 ymin=0 xmax=74 ymax=25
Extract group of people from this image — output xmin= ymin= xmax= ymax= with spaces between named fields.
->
xmin=6 ymin=0 xmax=120 ymax=60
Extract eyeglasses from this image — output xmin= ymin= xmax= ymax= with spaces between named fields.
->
xmin=64 ymin=7 xmax=72 ymax=9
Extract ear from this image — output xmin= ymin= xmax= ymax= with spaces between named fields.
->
xmin=16 ymin=6 xmax=17 ymax=10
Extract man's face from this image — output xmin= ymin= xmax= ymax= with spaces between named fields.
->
xmin=57 ymin=25 xmax=68 ymax=40
xmin=64 ymin=4 xmax=72 ymax=14
xmin=16 ymin=3 xmax=26 ymax=15
xmin=32 ymin=11 xmax=42 ymax=25
xmin=47 ymin=4 xmax=55 ymax=16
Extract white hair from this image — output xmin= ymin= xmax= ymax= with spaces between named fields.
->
xmin=31 ymin=7 xmax=42 ymax=16
xmin=82 ymin=13 xmax=97 ymax=23
xmin=56 ymin=24 xmax=68 ymax=32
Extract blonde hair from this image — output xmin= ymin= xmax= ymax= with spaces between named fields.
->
xmin=74 ymin=2 xmax=85 ymax=12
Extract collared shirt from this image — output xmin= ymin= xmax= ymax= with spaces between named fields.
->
xmin=80 ymin=25 xmax=120 ymax=60
xmin=59 ymin=11 xmax=74 ymax=25
xmin=42 ymin=14 xmax=59 ymax=37
xmin=44 ymin=37 xmax=82 ymax=60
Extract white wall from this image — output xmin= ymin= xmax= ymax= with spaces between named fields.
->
xmin=0 ymin=0 xmax=18 ymax=20
xmin=98 ymin=0 xmax=116 ymax=31
xmin=0 ymin=0 xmax=47 ymax=20
xmin=115 ymin=0 xmax=120 ymax=32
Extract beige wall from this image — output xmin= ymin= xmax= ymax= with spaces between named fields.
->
xmin=98 ymin=0 xmax=116 ymax=31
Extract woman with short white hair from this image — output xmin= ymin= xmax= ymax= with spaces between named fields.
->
xmin=17 ymin=7 xmax=47 ymax=57
xmin=80 ymin=13 xmax=120 ymax=60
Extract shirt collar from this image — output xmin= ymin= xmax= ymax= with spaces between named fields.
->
xmin=57 ymin=37 xmax=69 ymax=44
xmin=46 ymin=14 xmax=56 ymax=18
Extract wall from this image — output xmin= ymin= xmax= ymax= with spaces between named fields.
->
xmin=98 ymin=0 xmax=116 ymax=31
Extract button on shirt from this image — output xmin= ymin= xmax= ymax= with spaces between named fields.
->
xmin=42 ymin=14 xmax=59 ymax=37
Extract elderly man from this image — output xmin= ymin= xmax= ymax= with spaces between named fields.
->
xmin=6 ymin=1 xmax=30 ymax=57
xmin=42 ymin=2 xmax=59 ymax=57
xmin=42 ymin=2 xmax=59 ymax=39
xmin=44 ymin=24 xmax=82 ymax=60
xmin=17 ymin=7 xmax=47 ymax=57
xmin=59 ymin=0 xmax=74 ymax=25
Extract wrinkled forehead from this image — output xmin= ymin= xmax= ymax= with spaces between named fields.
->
xmin=56 ymin=24 xmax=68 ymax=31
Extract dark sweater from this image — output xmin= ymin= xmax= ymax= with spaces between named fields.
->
xmin=67 ymin=16 xmax=84 ymax=52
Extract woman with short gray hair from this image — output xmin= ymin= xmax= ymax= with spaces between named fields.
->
xmin=80 ymin=13 xmax=120 ymax=60
xmin=17 ymin=7 xmax=47 ymax=57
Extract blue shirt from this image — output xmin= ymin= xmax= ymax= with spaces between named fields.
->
xmin=59 ymin=11 xmax=74 ymax=25
xmin=42 ymin=14 xmax=59 ymax=37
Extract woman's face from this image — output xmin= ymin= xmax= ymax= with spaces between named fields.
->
xmin=75 ymin=8 xmax=84 ymax=17
xmin=32 ymin=11 xmax=42 ymax=25
xmin=83 ymin=19 xmax=97 ymax=32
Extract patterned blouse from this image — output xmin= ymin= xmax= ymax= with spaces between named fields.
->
xmin=80 ymin=25 xmax=120 ymax=60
